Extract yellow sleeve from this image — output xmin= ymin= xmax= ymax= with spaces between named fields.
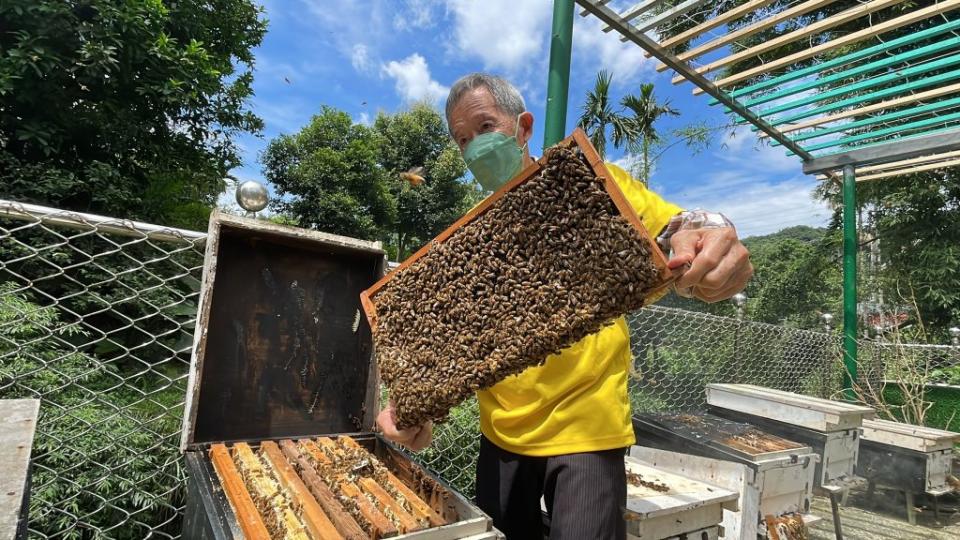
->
xmin=604 ymin=162 xmax=683 ymax=236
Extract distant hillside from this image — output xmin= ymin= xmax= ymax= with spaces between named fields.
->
xmin=743 ymin=225 xmax=826 ymax=247
xmin=656 ymin=225 xmax=839 ymax=329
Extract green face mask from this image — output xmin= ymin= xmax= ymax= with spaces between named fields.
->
xmin=463 ymin=117 xmax=526 ymax=192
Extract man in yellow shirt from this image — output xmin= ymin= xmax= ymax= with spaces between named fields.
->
xmin=378 ymin=73 xmax=752 ymax=539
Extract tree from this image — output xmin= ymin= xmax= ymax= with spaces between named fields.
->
xmin=577 ymin=70 xmax=633 ymax=159
xmin=621 ymin=83 xmax=679 ymax=181
xmin=820 ymin=170 xmax=960 ymax=339
xmin=0 ymin=0 xmax=267 ymax=229
xmin=373 ymin=103 xmax=476 ymax=258
xmin=577 ymin=71 xmax=709 ymax=184
xmin=263 ymin=104 xmax=477 ymax=259
xmin=741 ymin=227 xmax=842 ymax=328
xmin=264 ymin=107 xmax=396 ymax=240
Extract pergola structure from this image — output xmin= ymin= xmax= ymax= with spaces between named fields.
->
xmin=542 ymin=0 xmax=960 ymax=396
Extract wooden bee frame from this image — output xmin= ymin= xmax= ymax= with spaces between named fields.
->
xmin=360 ymin=128 xmax=675 ymax=331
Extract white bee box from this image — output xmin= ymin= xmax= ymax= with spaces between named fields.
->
xmin=706 ymin=384 xmax=875 ymax=433
xmin=622 ymin=455 xmax=737 ymax=540
xmin=861 ymin=418 xmax=960 ymax=453
xmin=630 ymin=444 xmax=819 ymax=540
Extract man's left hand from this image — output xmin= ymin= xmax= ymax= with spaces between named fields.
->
xmin=667 ymin=227 xmax=752 ymax=303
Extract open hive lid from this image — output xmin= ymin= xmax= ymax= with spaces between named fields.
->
xmin=634 ymin=412 xmax=812 ymax=463
xmin=180 ymin=212 xmax=386 ymax=450
xmin=861 ymin=418 xmax=960 ymax=453
xmin=706 ymin=384 xmax=875 ymax=432
xmin=623 ymin=455 xmax=738 ymax=519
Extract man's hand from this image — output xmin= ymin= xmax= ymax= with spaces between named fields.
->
xmin=376 ymin=401 xmax=433 ymax=452
xmin=667 ymin=227 xmax=752 ymax=303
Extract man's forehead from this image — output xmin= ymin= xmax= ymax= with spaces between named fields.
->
xmin=451 ymin=88 xmax=502 ymax=122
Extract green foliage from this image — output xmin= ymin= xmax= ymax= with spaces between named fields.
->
xmin=264 ymin=103 xmax=477 ymax=258
xmin=0 ymin=282 xmax=186 ymax=538
xmin=264 ymin=106 xmax=396 ymax=240
xmin=0 ymin=0 xmax=267 ymax=229
xmin=660 ymin=226 xmax=843 ymax=329
xmin=577 ymin=71 xmax=679 ymax=166
xmin=373 ymin=104 xmax=477 ymax=257
xmin=861 ymin=171 xmax=960 ymax=338
xmin=741 ymin=226 xmax=842 ymax=328
xmin=930 ymin=365 xmax=960 ymax=386
xmin=882 ymin=384 xmax=960 ymax=431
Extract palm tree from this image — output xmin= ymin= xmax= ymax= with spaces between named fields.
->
xmin=621 ymin=83 xmax=679 ymax=182
xmin=577 ymin=70 xmax=634 ymax=159
xmin=577 ymin=72 xmax=679 ymax=181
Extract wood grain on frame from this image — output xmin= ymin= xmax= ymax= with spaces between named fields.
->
xmin=280 ymin=440 xmax=368 ymax=540
xmin=260 ymin=441 xmax=344 ymax=540
xmin=299 ymin=439 xmax=398 ymax=539
xmin=338 ymin=436 xmax=446 ymax=528
xmin=208 ymin=444 xmax=271 ymax=540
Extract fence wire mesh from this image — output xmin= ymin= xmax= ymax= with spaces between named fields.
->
xmin=1 ymin=199 xmax=958 ymax=537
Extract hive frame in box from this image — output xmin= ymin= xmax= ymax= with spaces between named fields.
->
xmin=179 ymin=212 xmax=502 ymax=539
xmin=360 ymin=128 xmax=675 ymax=330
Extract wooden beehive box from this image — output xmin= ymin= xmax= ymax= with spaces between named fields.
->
xmin=361 ymin=128 xmax=675 ymax=427
xmin=179 ymin=212 xmax=500 ymax=539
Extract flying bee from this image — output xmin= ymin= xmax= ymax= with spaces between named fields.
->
xmin=399 ymin=166 xmax=425 ymax=187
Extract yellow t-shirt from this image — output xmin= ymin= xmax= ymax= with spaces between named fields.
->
xmin=477 ymin=163 xmax=682 ymax=456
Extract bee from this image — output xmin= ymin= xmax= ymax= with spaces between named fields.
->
xmin=399 ymin=166 xmax=425 ymax=187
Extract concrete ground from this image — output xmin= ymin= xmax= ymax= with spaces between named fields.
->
xmin=808 ymin=486 xmax=960 ymax=540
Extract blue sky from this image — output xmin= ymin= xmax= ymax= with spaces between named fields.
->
xmin=225 ymin=0 xmax=832 ymax=237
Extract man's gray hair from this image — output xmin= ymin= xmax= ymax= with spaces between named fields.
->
xmin=445 ymin=73 xmax=526 ymax=136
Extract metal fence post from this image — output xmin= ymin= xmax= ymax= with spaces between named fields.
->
xmin=544 ymin=0 xmax=574 ymax=148
xmin=842 ymin=164 xmax=858 ymax=400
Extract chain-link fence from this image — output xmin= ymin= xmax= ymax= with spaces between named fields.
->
xmin=2 ymin=199 xmax=959 ymax=537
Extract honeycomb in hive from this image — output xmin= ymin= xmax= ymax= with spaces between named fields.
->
xmin=365 ymin=132 xmax=671 ymax=428
xmin=210 ymin=436 xmax=446 ymax=539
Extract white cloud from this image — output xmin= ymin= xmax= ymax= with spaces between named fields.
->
xmin=572 ymin=14 xmax=657 ymax=83
xmin=660 ymin=127 xmax=830 ymax=238
xmin=351 ymin=44 xmax=372 ymax=73
xmin=382 ymin=54 xmax=450 ymax=104
xmin=716 ymin=126 xmax=799 ymax=174
xmin=675 ymin=176 xmax=830 ymax=238
xmin=394 ymin=0 xmax=438 ymax=31
xmin=357 ymin=112 xmax=372 ymax=126
xmin=299 ymin=0 xmax=388 ymax=72
xmin=444 ymin=0 xmax=552 ymax=73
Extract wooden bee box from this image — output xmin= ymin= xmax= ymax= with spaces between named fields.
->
xmin=180 ymin=212 xmax=500 ymax=539
xmin=361 ymin=128 xmax=676 ymax=428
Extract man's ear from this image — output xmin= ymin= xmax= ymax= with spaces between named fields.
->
xmin=518 ymin=112 xmax=534 ymax=145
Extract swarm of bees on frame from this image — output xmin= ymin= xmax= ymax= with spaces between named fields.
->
xmin=214 ymin=436 xmax=446 ymax=539
xmin=372 ymin=142 xmax=663 ymax=429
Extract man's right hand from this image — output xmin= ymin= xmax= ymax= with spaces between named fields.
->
xmin=376 ymin=401 xmax=433 ymax=452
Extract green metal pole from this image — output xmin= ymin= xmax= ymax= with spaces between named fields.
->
xmin=842 ymin=164 xmax=858 ymax=400
xmin=544 ymin=0 xmax=575 ymax=148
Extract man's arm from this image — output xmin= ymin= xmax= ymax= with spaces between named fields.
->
xmin=605 ymin=163 xmax=752 ymax=303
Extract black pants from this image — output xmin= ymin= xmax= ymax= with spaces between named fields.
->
xmin=475 ymin=435 xmax=627 ymax=540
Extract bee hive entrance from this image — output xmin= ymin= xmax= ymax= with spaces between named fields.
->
xmin=368 ymin=134 xmax=671 ymax=428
